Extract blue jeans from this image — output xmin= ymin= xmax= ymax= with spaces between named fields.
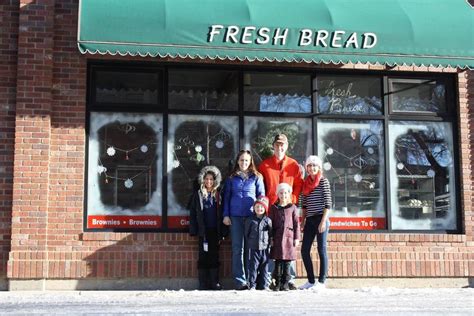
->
xmin=301 ymin=215 xmax=329 ymax=284
xmin=230 ymin=216 xmax=248 ymax=287
xmin=247 ymin=249 xmax=270 ymax=289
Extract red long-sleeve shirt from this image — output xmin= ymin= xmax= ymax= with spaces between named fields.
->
xmin=258 ymin=155 xmax=303 ymax=207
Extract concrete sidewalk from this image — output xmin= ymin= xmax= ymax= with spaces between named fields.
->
xmin=0 ymin=287 xmax=473 ymax=315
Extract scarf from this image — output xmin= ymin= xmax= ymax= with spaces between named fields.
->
xmin=302 ymin=172 xmax=322 ymax=196
xmin=236 ymin=170 xmax=250 ymax=180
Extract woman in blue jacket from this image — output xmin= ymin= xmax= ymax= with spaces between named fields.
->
xmin=223 ymin=149 xmax=265 ymax=290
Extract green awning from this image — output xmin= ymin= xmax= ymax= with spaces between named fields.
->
xmin=78 ymin=0 xmax=474 ymax=69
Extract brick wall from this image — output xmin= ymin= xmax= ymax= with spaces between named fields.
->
xmin=0 ymin=1 xmax=19 ymax=279
xmin=4 ymin=0 xmax=474 ymax=284
xmin=8 ymin=0 xmax=55 ymax=279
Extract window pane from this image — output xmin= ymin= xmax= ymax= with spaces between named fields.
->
xmin=389 ymin=121 xmax=456 ymax=230
xmin=168 ymin=70 xmax=238 ymax=111
xmin=167 ymin=114 xmax=239 ymax=228
xmin=318 ymin=120 xmax=386 ymax=230
xmin=244 ymin=117 xmax=312 ymax=165
xmin=389 ymin=79 xmax=446 ymax=113
xmin=316 ymin=76 xmax=382 ymax=115
xmin=244 ymin=73 xmax=311 ymax=113
xmin=87 ymin=112 xmax=163 ymax=230
xmin=94 ymin=70 xmax=159 ymax=105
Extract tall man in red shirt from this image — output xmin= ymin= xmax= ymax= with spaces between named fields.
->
xmin=258 ymin=134 xmax=303 ymax=207
xmin=258 ymin=134 xmax=304 ymax=290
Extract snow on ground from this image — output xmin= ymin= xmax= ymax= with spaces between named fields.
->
xmin=0 ymin=287 xmax=472 ymax=315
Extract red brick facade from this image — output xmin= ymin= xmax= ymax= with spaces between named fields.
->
xmin=0 ymin=1 xmax=19 ymax=280
xmin=0 ymin=0 xmax=472 ymax=289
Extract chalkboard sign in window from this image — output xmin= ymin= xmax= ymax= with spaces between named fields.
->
xmin=316 ymin=76 xmax=382 ymax=115
xmin=389 ymin=79 xmax=446 ymax=113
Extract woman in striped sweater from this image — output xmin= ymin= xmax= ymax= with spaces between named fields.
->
xmin=299 ymin=155 xmax=332 ymax=290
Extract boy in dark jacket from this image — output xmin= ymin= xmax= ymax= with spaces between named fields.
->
xmin=188 ymin=165 xmax=226 ymax=290
xmin=244 ymin=196 xmax=272 ymax=290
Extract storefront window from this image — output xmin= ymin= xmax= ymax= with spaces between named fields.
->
xmin=316 ymin=76 xmax=382 ymax=115
xmin=389 ymin=121 xmax=456 ymax=230
xmin=389 ymin=79 xmax=447 ymax=113
xmin=167 ymin=114 xmax=238 ymax=228
xmin=87 ymin=112 xmax=163 ymax=229
xmin=243 ymin=117 xmax=312 ymax=165
xmin=168 ymin=69 xmax=238 ymax=111
xmin=86 ymin=64 xmax=459 ymax=233
xmin=94 ymin=70 xmax=160 ymax=105
xmin=243 ymin=73 xmax=311 ymax=113
xmin=317 ymin=120 xmax=386 ymax=230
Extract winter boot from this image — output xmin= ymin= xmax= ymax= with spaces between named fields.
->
xmin=280 ymin=261 xmax=291 ymax=291
xmin=209 ymin=268 xmax=222 ymax=290
xmin=198 ymin=269 xmax=210 ymax=290
xmin=271 ymin=262 xmax=282 ymax=291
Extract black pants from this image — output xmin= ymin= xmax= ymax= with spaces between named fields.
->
xmin=301 ymin=215 xmax=329 ymax=284
xmin=198 ymin=228 xmax=219 ymax=269
xmin=247 ymin=249 xmax=270 ymax=289
xmin=274 ymin=260 xmax=291 ymax=290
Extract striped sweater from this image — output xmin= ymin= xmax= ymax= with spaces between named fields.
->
xmin=302 ymin=177 xmax=332 ymax=217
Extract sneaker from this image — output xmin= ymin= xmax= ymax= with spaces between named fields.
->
xmin=288 ymin=283 xmax=297 ymax=290
xmin=298 ymin=281 xmax=315 ymax=290
xmin=313 ymin=282 xmax=326 ymax=290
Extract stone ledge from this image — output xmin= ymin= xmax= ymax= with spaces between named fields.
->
xmin=6 ymin=277 xmax=472 ymax=291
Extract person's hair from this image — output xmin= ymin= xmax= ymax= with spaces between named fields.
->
xmin=230 ymin=149 xmax=261 ymax=178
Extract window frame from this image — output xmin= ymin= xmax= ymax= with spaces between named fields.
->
xmin=386 ymin=120 xmax=458 ymax=232
xmin=387 ymin=76 xmax=454 ymax=118
xmin=88 ymin=64 xmax=164 ymax=110
xmin=85 ymin=61 xmax=461 ymax=234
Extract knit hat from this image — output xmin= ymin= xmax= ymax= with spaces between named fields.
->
xmin=254 ymin=196 xmax=269 ymax=213
xmin=305 ymin=155 xmax=322 ymax=169
xmin=276 ymin=182 xmax=292 ymax=195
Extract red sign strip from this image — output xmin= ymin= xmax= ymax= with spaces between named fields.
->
xmin=88 ymin=215 xmax=161 ymax=229
xmin=330 ymin=217 xmax=386 ymax=230
xmin=167 ymin=216 xmax=190 ymax=229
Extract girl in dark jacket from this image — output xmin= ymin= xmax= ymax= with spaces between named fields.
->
xmin=269 ymin=182 xmax=300 ymax=291
xmin=188 ymin=165 xmax=225 ymax=290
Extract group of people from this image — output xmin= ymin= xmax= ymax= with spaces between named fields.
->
xmin=188 ymin=134 xmax=332 ymax=291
